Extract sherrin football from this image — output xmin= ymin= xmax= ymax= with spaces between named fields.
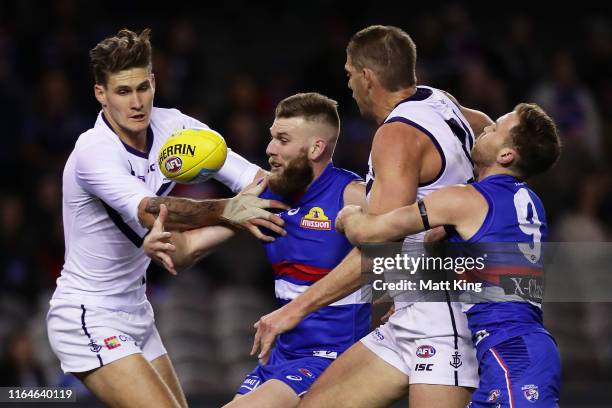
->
xmin=158 ymin=128 xmax=227 ymax=184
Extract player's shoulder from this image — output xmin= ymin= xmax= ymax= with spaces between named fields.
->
xmin=372 ymin=121 xmax=425 ymax=158
xmin=151 ymin=107 xmax=209 ymax=129
xmin=387 ymin=85 xmax=453 ymax=119
xmin=150 ymin=106 xmax=182 ymax=120
xmin=73 ymin=123 xmax=116 ymax=155
xmin=332 ymin=166 xmax=362 ymax=183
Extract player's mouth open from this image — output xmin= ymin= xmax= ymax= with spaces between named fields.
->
xmin=269 ymin=161 xmax=283 ymax=171
xmin=131 ymin=114 xmax=146 ymax=121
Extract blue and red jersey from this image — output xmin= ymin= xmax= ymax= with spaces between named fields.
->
xmin=448 ymin=174 xmax=551 ymax=359
xmin=260 ymin=163 xmax=371 ymax=359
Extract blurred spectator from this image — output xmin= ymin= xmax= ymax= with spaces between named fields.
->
xmin=532 ymin=50 xmax=603 ymax=164
xmin=0 ymin=326 xmax=46 ymax=387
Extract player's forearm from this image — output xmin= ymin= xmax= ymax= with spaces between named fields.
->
xmin=288 ymin=248 xmax=363 ymax=318
xmin=141 ymin=196 xmax=228 ymax=231
xmin=183 ymin=226 xmax=236 ymax=265
xmin=348 ymin=206 xmax=424 ymax=244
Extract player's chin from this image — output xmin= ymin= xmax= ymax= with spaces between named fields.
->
xmin=127 ymin=117 xmax=150 ymax=132
xmin=269 ymin=166 xmax=284 ymax=175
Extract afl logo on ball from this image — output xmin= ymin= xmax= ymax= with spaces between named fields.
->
xmin=165 ymin=156 xmax=183 ymax=173
xmin=416 ymin=345 xmax=436 ymax=358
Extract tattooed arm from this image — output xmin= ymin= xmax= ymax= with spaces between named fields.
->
xmin=139 ymin=196 xmax=226 ymax=231
xmin=138 ymin=177 xmax=288 ymax=240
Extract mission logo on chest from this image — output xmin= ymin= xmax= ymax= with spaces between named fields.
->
xmin=300 ymin=207 xmax=332 ymax=230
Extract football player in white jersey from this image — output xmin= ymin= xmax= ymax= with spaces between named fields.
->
xmin=46 ymin=28 xmax=287 ymax=408
xmin=251 ymin=26 xmax=494 ymax=407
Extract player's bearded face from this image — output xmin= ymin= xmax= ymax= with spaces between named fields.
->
xmin=268 ymin=148 xmax=314 ymax=197
xmin=96 ymin=68 xmax=155 ymax=138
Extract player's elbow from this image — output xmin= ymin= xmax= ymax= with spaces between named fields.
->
xmin=138 ymin=197 xmax=155 ymax=229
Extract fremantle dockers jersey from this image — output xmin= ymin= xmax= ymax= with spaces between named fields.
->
xmin=366 ymin=86 xmax=475 ymax=243
xmin=54 ymin=108 xmax=258 ymax=308
xmin=448 ymin=174 xmax=551 ymax=359
xmin=261 ymin=164 xmax=372 ymax=358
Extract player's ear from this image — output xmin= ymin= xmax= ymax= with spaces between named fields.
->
xmin=94 ymin=83 xmax=107 ymax=107
xmin=497 ymin=146 xmax=517 ymax=167
xmin=309 ymin=138 xmax=326 ymax=161
xmin=363 ymin=67 xmax=376 ymax=90
xmin=150 ymin=73 xmax=156 ymax=92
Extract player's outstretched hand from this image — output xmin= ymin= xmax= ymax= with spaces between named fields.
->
xmin=222 ymin=177 xmax=289 ymax=242
xmin=335 ymin=204 xmax=366 ymax=244
xmin=251 ymin=304 xmax=303 ymax=365
xmin=143 ymin=204 xmax=177 ymax=275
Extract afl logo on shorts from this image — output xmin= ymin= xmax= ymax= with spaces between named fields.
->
xmin=300 ymin=207 xmax=331 ymax=230
xmin=416 ymin=345 xmax=436 ymax=358
xmin=165 ymin=156 xmax=183 ymax=173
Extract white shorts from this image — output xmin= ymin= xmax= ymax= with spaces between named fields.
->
xmin=47 ymin=299 xmax=167 ymax=373
xmin=361 ymin=302 xmax=478 ymax=388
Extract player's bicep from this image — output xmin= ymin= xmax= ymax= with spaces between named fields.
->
xmin=343 ymin=181 xmax=366 ymax=208
xmin=75 ymin=147 xmax=152 ymax=225
xmin=368 ymin=123 xmax=421 ymax=215
xmin=420 ymin=186 xmax=473 ymax=228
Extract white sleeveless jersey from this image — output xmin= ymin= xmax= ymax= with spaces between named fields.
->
xmin=366 ymin=86 xmax=475 ymax=243
xmin=54 ymin=107 xmax=258 ymax=308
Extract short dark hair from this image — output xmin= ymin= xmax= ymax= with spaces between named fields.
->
xmin=510 ymin=103 xmax=561 ymax=179
xmin=89 ymin=28 xmax=152 ymax=86
xmin=275 ymin=92 xmax=340 ymax=131
xmin=347 ymin=25 xmax=417 ymax=91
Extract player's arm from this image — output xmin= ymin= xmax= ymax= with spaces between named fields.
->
xmin=144 ymin=175 xmax=282 ymax=273
xmin=139 ymin=175 xmax=287 ymax=240
xmin=442 ymin=91 xmax=493 ymax=136
xmin=337 ymin=185 xmax=488 ymax=244
xmin=367 ymin=122 xmax=422 ymax=213
xmin=144 ymin=204 xmax=237 ymax=274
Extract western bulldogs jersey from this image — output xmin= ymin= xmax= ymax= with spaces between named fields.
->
xmin=54 ymin=108 xmax=258 ymax=308
xmin=261 ymin=164 xmax=371 ymax=358
xmin=448 ymin=174 xmax=551 ymax=359
xmin=366 ymin=86 xmax=475 ymax=243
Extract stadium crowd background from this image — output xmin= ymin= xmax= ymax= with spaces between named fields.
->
xmin=0 ymin=1 xmax=610 ymax=406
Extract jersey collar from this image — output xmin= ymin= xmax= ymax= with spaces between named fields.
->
xmin=101 ymin=112 xmax=154 ymax=159
xmin=393 ymin=86 xmax=433 ymax=108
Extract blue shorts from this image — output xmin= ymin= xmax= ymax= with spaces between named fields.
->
xmin=237 ymin=346 xmax=334 ymax=397
xmin=470 ymin=332 xmax=561 ymax=407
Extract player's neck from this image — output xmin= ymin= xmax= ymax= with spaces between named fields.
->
xmin=476 ymin=165 xmax=517 ymax=181
xmin=372 ymin=86 xmax=417 ymax=124
xmin=306 ymin=159 xmax=332 ymax=190
xmin=103 ymin=111 xmax=148 ymax=152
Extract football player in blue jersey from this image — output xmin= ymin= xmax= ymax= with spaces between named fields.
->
xmin=144 ymin=92 xmax=370 ymax=407
xmin=336 ymin=103 xmax=562 ymax=408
